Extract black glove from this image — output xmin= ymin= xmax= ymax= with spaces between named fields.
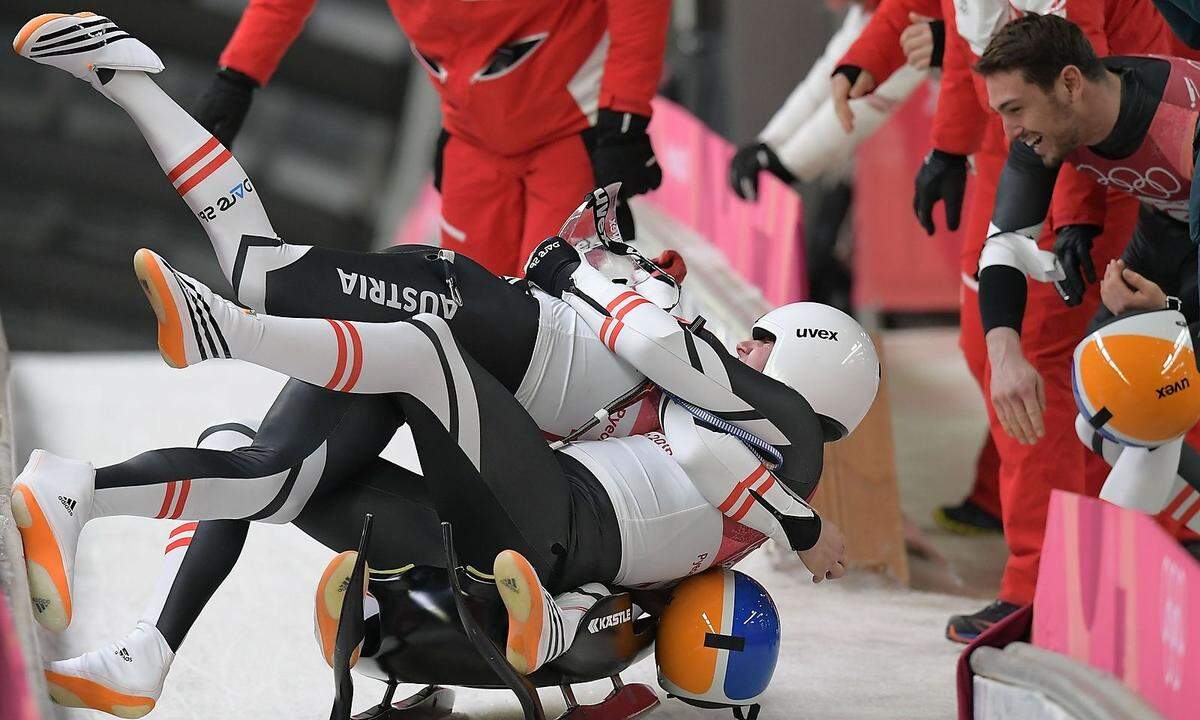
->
xmin=912 ymin=149 xmax=967 ymax=235
xmin=584 ymin=109 xmax=663 ymax=240
xmin=1051 ymin=224 xmax=1101 ymax=307
xmin=193 ymin=68 xmax=258 ymax=149
xmin=729 ymin=142 xmax=798 ymax=202
xmin=928 ymin=20 xmax=946 ymax=68
xmin=524 ymin=236 xmax=580 ymax=297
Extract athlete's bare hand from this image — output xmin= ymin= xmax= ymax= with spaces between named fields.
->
xmin=1101 ymin=259 xmax=1168 ymax=315
xmin=987 ymin=328 xmax=1046 ymax=445
xmin=900 ymin=14 xmax=937 ymax=70
xmin=831 ymin=67 xmax=876 ymax=134
xmin=798 ymin=519 xmax=846 ymax=583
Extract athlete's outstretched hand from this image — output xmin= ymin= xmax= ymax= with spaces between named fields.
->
xmin=987 ymin=328 xmax=1045 ymax=445
xmin=912 ymin=149 xmax=966 ymax=235
xmin=194 ymin=68 xmax=258 ymax=149
xmin=728 ymin=142 xmax=797 ymax=202
xmin=830 ymin=65 xmax=876 ymax=133
xmin=798 ymin=518 xmax=846 ymax=584
xmin=1051 ymin=224 xmax=1101 ymax=307
xmin=524 ymin=236 xmax=580 ymax=297
xmin=1101 ymin=259 xmax=1168 ymax=315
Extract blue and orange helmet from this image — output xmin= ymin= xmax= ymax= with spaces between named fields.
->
xmin=656 ymin=569 xmax=780 ymax=713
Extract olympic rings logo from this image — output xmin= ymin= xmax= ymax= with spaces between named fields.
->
xmin=1075 ymin=164 xmax=1183 ymax=200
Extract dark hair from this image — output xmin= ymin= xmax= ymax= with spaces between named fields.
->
xmin=974 ymin=13 xmax=1106 ymax=90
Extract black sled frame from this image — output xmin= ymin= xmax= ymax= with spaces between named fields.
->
xmin=328 ymin=517 xmax=660 ymax=720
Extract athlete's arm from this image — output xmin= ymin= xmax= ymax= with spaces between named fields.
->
xmin=218 ymin=0 xmax=320 ymax=87
xmin=979 ymin=141 xmax=1058 ymax=445
xmin=563 ymin=262 xmax=767 ymax=424
xmin=661 ymin=402 xmax=820 ymax=551
xmin=760 ymin=4 xmax=874 ymax=150
xmin=599 ymin=0 xmax=671 ymax=117
xmin=978 ymin=141 xmax=1061 ymax=333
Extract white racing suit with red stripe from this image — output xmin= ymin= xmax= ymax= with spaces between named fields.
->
xmin=552 ymin=259 xmax=828 ymax=586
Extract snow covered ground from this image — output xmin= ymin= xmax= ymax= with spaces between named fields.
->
xmin=10 ymin=352 xmax=971 ymax=720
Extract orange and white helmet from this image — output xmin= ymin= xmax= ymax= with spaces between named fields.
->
xmin=1072 ymin=310 xmax=1200 ymax=448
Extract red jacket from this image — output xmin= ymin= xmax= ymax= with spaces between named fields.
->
xmin=939 ymin=0 xmax=1176 ymax=231
xmin=838 ymin=0 xmax=942 ymax=82
xmin=219 ymin=0 xmax=670 ymax=156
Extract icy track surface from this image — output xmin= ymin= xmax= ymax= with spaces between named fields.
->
xmin=12 ymin=354 xmax=966 ymax=720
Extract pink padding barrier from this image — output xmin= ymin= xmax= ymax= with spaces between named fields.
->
xmin=642 ymin=98 xmax=805 ymax=306
xmin=394 ymin=98 xmax=807 ymax=306
xmin=0 ymin=591 xmax=36 ymax=720
xmin=1034 ymin=490 xmax=1200 ymax=719
xmin=852 ymin=83 xmax=961 ymax=312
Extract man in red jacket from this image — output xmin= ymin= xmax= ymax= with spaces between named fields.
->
xmin=835 ymin=0 xmax=1175 ymax=643
xmin=941 ymin=2 xmax=1178 ymax=644
xmin=195 ymin=0 xmax=670 ymax=277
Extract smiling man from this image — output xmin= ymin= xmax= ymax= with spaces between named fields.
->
xmin=974 ymin=14 xmax=1200 ymax=443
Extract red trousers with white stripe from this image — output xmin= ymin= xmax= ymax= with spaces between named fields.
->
xmin=958 ymin=152 xmax=1139 ymax=605
xmin=438 ymin=133 xmax=596 ymax=277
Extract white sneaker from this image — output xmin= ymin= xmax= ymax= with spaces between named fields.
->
xmin=10 ymin=450 xmax=94 ymax=632
xmin=12 ymin=13 xmax=163 ymax=89
xmin=45 ymin=621 xmax=174 ymax=718
xmin=133 ymin=248 xmax=253 ymax=368
xmin=494 ymin=550 xmax=605 ymax=674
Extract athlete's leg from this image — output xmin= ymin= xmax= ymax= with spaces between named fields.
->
xmin=92 ymin=68 xmax=296 ymax=309
xmin=47 ymin=448 xmax=454 ymax=715
xmin=16 ymin=17 xmax=543 ymax=380
xmin=14 ymin=15 xmax=279 ymax=292
xmin=252 ymin=244 xmax=539 ymax=390
xmin=144 ymin=395 xmax=402 ymax=650
xmin=292 ymin=457 xmax=442 ymax=571
xmin=129 ymin=268 xmax=618 ymax=587
xmin=92 ymin=381 xmax=373 ymax=517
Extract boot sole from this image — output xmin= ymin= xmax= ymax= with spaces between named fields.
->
xmin=932 ymin=508 xmax=1002 ymax=536
xmin=11 ymin=479 xmax=72 ymax=632
xmin=315 ymin=550 xmax=364 ymax=669
xmin=45 ymin=669 xmax=155 ymax=718
xmin=944 ymin=625 xmax=976 ymax=645
xmin=493 ymin=550 xmax=544 ymax=675
xmin=133 ymin=248 xmax=188 ymax=368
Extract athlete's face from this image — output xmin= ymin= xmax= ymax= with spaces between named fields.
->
xmin=987 ymin=69 xmax=1084 ymax=167
xmin=736 ymin=338 xmax=774 ymax=372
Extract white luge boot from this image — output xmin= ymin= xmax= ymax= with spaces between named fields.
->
xmin=132 ymin=248 xmax=260 ymax=368
xmin=10 ymin=450 xmax=94 ymax=632
xmin=493 ymin=549 xmax=607 ymax=674
xmin=45 ymin=621 xmax=174 ymax=718
xmin=12 ymin=13 xmax=163 ymax=90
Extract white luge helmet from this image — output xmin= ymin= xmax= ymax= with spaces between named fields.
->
xmin=753 ymin=302 xmax=880 ymax=440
